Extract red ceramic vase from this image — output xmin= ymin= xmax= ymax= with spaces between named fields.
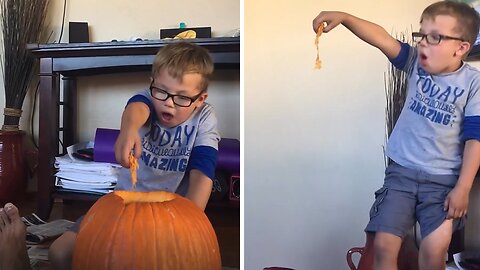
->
xmin=0 ymin=130 xmax=27 ymax=205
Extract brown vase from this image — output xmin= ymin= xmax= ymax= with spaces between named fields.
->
xmin=0 ymin=130 xmax=27 ymax=205
xmin=347 ymin=232 xmax=375 ymax=270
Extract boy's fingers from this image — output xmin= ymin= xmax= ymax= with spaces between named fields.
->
xmin=323 ymin=23 xmax=335 ymax=33
xmin=312 ymin=14 xmax=323 ymax=32
xmin=312 ymin=21 xmax=319 ymax=33
xmin=134 ymin=143 xmax=142 ymax=159
xmin=447 ymin=209 xmax=454 ymax=219
xmin=448 ymin=207 xmax=461 ymax=219
xmin=132 ymin=137 xmax=141 ymax=159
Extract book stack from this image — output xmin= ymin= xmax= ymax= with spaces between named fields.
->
xmin=54 ymin=142 xmax=122 ymax=195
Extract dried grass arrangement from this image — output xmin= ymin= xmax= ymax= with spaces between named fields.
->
xmin=0 ymin=0 xmax=49 ymax=131
xmin=384 ymin=31 xmax=411 ymax=166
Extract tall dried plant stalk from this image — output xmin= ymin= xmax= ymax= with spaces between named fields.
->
xmin=384 ymin=31 xmax=411 ymax=167
xmin=0 ymin=0 xmax=49 ymax=130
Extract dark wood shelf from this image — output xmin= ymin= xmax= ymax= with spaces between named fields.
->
xmin=29 ymin=37 xmax=239 ymax=76
xmin=53 ymin=190 xmax=103 ymax=201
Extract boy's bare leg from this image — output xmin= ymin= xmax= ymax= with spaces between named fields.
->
xmin=419 ymin=220 xmax=453 ymax=270
xmin=0 ymin=203 xmax=31 ymax=270
xmin=373 ymin=232 xmax=402 ymax=270
xmin=48 ymin=231 xmax=76 ymax=270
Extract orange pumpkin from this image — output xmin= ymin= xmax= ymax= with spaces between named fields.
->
xmin=72 ymin=191 xmax=222 ymax=270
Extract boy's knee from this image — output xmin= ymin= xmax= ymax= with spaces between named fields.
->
xmin=373 ymin=232 xmax=402 ymax=260
xmin=49 ymin=232 xmax=76 ymax=270
xmin=419 ymin=245 xmax=448 ymax=265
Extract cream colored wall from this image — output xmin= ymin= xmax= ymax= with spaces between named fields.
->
xmin=245 ymin=0 xmax=480 ymax=269
xmin=11 ymin=0 xmax=240 ymax=143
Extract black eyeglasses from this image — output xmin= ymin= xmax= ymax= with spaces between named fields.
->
xmin=412 ymin=32 xmax=465 ymax=45
xmin=149 ymin=83 xmax=204 ymax=107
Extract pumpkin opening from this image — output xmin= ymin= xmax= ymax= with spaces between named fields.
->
xmin=114 ymin=190 xmax=176 ymax=204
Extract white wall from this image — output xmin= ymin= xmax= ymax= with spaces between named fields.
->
xmin=6 ymin=0 xmax=240 ymax=142
xmin=245 ymin=0 xmax=480 ymax=269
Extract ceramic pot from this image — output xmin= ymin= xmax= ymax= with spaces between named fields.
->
xmin=0 ymin=130 xmax=27 ymax=205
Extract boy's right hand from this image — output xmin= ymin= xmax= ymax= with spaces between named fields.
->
xmin=312 ymin=10 xmax=401 ymax=60
xmin=114 ymin=128 xmax=142 ymax=168
xmin=312 ymin=11 xmax=347 ymax=34
xmin=115 ymin=102 xmax=150 ymax=168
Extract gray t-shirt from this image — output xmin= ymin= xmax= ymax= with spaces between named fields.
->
xmin=386 ymin=44 xmax=480 ymax=175
xmin=115 ymin=90 xmax=220 ymax=192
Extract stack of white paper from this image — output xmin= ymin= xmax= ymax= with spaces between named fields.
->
xmin=54 ymin=142 xmax=122 ymax=195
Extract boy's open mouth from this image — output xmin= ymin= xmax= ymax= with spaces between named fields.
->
xmin=419 ymin=52 xmax=428 ymax=66
xmin=161 ymin=112 xmax=174 ymax=121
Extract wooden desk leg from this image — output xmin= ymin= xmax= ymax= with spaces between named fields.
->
xmin=62 ymin=76 xmax=77 ymax=153
xmin=37 ymin=58 xmax=60 ymax=220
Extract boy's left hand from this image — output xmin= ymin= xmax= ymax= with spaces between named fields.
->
xmin=444 ymin=185 xmax=470 ymax=219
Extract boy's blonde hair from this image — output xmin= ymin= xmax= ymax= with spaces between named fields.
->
xmin=152 ymin=42 xmax=214 ymax=91
xmin=421 ymin=1 xmax=480 ymax=47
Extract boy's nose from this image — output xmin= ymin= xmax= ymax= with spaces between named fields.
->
xmin=417 ymin=38 xmax=428 ymax=47
xmin=163 ymin=96 xmax=175 ymax=107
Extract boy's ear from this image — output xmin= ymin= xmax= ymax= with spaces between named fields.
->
xmin=194 ymin=92 xmax=208 ymax=108
xmin=193 ymin=93 xmax=207 ymax=109
xmin=456 ymin=41 xmax=471 ymax=58
xmin=198 ymin=92 xmax=208 ymax=102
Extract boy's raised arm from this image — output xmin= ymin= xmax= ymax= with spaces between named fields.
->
xmin=114 ymin=102 xmax=150 ymax=167
xmin=313 ymin=11 xmax=401 ymax=60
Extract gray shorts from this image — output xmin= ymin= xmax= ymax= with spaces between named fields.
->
xmin=68 ymin=216 xmax=83 ymax=233
xmin=365 ymin=162 xmax=464 ymax=238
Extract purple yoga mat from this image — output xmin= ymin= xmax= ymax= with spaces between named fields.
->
xmin=94 ymin=128 xmax=120 ymax=164
xmin=217 ymin=138 xmax=240 ymax=173
xmin=93 ymin=128 xmax=240 ymax=171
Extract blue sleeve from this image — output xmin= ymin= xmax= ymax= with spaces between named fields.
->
xmin=187 ymin=146 xmax=218 ymax=180
xmin=126 ymin=94 xmax=157 ymax=122
xmin=463 ymin=116 xmax=480 ymax=141
xmin=389 ymin=41 xmax=410 ymax=70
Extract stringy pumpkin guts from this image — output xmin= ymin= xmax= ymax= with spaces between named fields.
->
xmin=314 ymin=23 xmax=325 ymax=69
xmin=128 ymin=153 xmax=139 ymax=188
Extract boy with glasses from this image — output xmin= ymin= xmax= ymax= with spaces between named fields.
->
xmin=313 ymin=1 xmax=480 ymax=270
xmin=49 ymin=42 xmax=220 ymax=269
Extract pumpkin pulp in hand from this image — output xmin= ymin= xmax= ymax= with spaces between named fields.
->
xmin=128 ymin=153 xmax=139 ymax=188
xmin=314 ymin=23 xmax=325 ymax=69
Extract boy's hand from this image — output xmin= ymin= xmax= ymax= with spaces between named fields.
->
xmin=115 ymin=102 xmax=149 ymax=168
xmin=312 ymin=10 xmax=401 ymax=59
xmin=114 ymin=128 xmax=142 ymax=168
xmin=312 ymin=11 xmax=347 ymax=34
xmin=444 ymin=185 xmax=470 ymax=219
